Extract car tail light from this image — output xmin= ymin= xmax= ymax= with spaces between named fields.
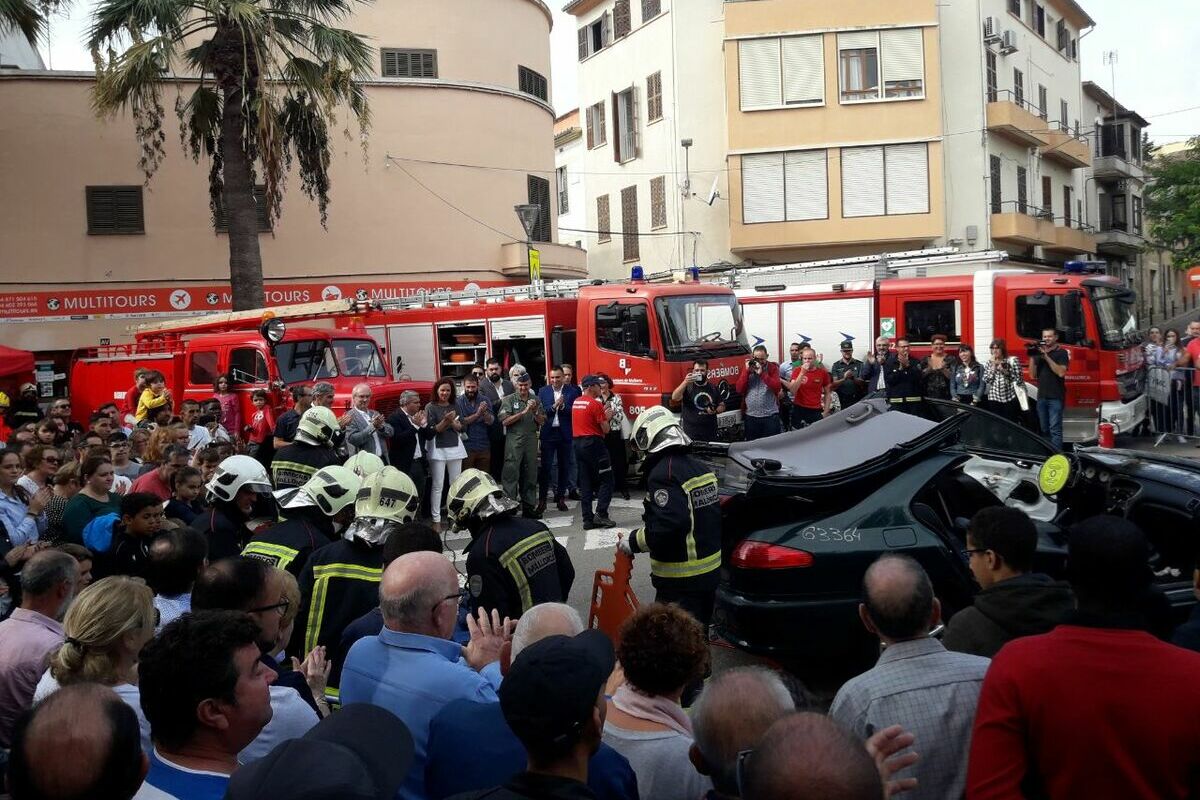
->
xmin=732 ymin=540 xmax=814 ymax=569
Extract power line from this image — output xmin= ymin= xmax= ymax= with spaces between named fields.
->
xmin=559 ymin=226 xmax=700 ymax=237
xmin=384 ymin=155 xmax=523 ymax=243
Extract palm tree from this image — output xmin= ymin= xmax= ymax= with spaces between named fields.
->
xmin=89 ymin=0 xmax=374 ymax=310
xmin=0 ymin=0 xmax=63 ymax=45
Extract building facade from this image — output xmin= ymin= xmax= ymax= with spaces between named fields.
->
xmin=554 ymin=109 xmax=588 ymax=249
xmin=0 ymin=0 xmax=584 ymax=352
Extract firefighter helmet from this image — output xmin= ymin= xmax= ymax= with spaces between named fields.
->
xmin=206 ymin=455 xmax=274 ymax=504
xmin=281 ymin=465 xmax=362 ymax=517
xmin=343 ymin=451 xmax=384 ymax=478
xmin=446 ymin=468 xmax=519 ymax=528
xmin=345 ymin=467 xmax=420 ymax=545
xmin=630 ymin=405 xmax=691 ymax=454
xmin=295 ymin=406 xmax=339 ymax=446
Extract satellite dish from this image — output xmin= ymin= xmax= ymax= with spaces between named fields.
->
xmin=705 ymin=175 xmax=721 ymax=206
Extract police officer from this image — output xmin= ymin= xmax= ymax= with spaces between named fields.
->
xmin=194 ymin=455 xmax=277 ymax=561
xmin=290 ymin=466 xmax=420 ymax=700
xmin=619 ymin=406 xmax=721 ymax=627
xmin=242 ymin=465 xmax=362 ymax=577
xmin=271 ymin=405 xmax=342 ymax=490
xmin=884 ymin=337 xmax=925 ymax=415
xmin=498 ymin=372 xmax=545 ymax=518
xmin=446 ymin=468 xmax=574 ymax=622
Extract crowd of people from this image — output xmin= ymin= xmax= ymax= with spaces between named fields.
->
xmin=1 ymin=351 xmax=1199 ymax=800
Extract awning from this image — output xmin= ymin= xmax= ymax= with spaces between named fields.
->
xmin=0 ymin=344 xmax=35 ymax=379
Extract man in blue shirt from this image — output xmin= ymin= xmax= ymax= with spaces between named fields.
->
xmin=340 ymin=550 xmax=510 ymax=800
xmin=426 ymin=603 xmax=637 ymax=800
xmin=457 ymin=375 xmax=495 ymax=474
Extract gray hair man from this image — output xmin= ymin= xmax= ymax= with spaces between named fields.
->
xmin=342 ymin=383 xmax=392 ymax=462
xmin=742 ymin=713 xmax=882 ymax=800
xmin=311 ymin=382 xmax=336 ymax=408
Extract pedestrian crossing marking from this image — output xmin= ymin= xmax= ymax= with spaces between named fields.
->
xmin=584 ymin=530 xmax=625 ymax=550
xmin=543 ymin=516 xmax=575 ymax=529
xmin=607 ymin=498 xmax=643 ymax=509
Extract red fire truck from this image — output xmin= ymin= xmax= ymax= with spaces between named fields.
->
xmin=68 ymin=302 xmax=429 ymax=429
xmin=726 ymin=249 xmax=1145 ymax=443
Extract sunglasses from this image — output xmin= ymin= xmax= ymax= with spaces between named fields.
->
xmin=432 ymin=588 xmax=469 ymax=612
xmin=42 ymin=457 xmax=61 ymax=464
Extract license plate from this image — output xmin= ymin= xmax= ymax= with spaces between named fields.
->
xmin=717 ymin=411 xmax=739 ymax=429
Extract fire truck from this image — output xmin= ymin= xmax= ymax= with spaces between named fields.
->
xmin=68 ymin=301 xmax=430 ymax=429
xmin=720 ymin=248 xmax=1145 ymax=443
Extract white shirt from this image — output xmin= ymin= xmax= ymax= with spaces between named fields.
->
xmin=16 ymin=475 xmax=41 ymax=497
xmin=551 ymin=388 xmax=562 ymax=427
xmin=354 ymin=407 xmax=384 ymax=455
xmin=238 ymin=684 xmax=320 ymax=763
xmin=406 ymin=412 xmax=423 ymax=459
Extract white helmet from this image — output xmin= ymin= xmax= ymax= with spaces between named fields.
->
xmin=344 ymin=451 xmax=384 ymax=479
xmin=206 ymin=455 xmax=274 ymax=503
xmin=630 ymin=405 xmax=690 ymax=454
xmin=446 ymin=468 xmax=519 ymax=528
xmin=281 ymin=465 xmax=362 ymax=517
xmin=345 ymin=467 xmax=420 ymax=545
xmin=296 ymin=406 xmax=339 ymax=446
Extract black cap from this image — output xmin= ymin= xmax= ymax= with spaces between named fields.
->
xmin=224 ymin=704 xmax=414 ymax=800
xmin=500 ymin=629 xmax=615 ymax=750
xmin=515 ymin=371 xmax=532 ymax=384
xmin=581 ymin=374 xmax=602 ymax=388
xmin=840 ymin=340 xmax=854 ymax=351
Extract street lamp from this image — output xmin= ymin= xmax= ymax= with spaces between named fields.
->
xmin=514 ymin=203 xmax=542 ymax=292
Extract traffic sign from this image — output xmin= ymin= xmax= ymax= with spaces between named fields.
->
xmin=1186 ymin=266 xmax=1200 ymax=287
xmin=529 ymin=248 xmax=541 ymax=282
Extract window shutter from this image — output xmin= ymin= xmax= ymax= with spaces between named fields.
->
xmin=596 ymin=102 xmax=606 ymax=146
xmin=837 ymin=31 xmax=878 ymax=51
xmin=881 ymin=29 xmax=923 ymax=85
xmin=883 ymin=143 xmax=928 ymax=215
xmin=741 ymin=153 xmax=785 ymax=224
xmin=1056 ymin=19 xmax=1067 ymax=51
xmin=781 ymin=35 xmax=823 ymax=105
xmin=630 ymin=86 xmax=640 ymax=159
xmin=215 ymin=185 xmax=272 ymax=233
xmin=990 ymin=156 xmax=1002 ymax=213
xmin=578 ymin=26 xmax=589 ymax=60
xmin=841 ymin=146 xmax=885 ymax=217
xmin=585 ymin=106 xmax=595 ymax=149
xmin=642 ymin=0 xmax=661 ymax=22
xmin=647 ymin=72 xmax=662 ymax=121
xmin=784 ymin=150 xmax=827 ymax=220
xmin=597 ymin=195 xmax=611 ymax=242
xmin=738 ymin=38 xmax=782 ymax=110
xmin=1017 ymin=166 xmax=1027 ymax=212
xmin=527 ymin=175 xmax=551 ymax=242
xmin=611 ymin=92 xmax=621 ymax=163
xmin=614 ymin=0 xmax=631 ymax=39
xmin=650 ymin=175 xmax=667 ymax=229
xmin=602 ymin=12 xmax=611 ymax=46
xmin=621 ymin=185 xmax=639 ymax=261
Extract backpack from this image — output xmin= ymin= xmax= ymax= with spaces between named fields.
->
xmin=82 ymin=513 xmax=120 ymax=554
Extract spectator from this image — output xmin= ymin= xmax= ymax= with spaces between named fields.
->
xmin=740 ymin=713 xmax=883 ymax=800
xmin=448 ymin=628 xmax=617 ymax=800
xmin=884 ymin=338 xmax=924 ymax=413
xmin=830 ymin=340 xmax=867 ymax=411
xmin=1031 ymin=327 xmax=1070 ymax=449
xmin=147 ymin=527 xmax=208 ymax=631
xmin=559 ymin=364 xmax=581 ymax=499
xmin=670 ymin=359 xmax=726 ymax=444
xmin=603 ymin=603 xmax=712 ymax=800
xmin=33 ymin=575 xmax=155 ymax=753
xmin=427 ymin=603 xmax=637 ymax=800
xmin=952 ymin=343 xmax=985 ymax=405
xmin=830 ymin=554 xmax=988 ymax=799
xmin=982 ymin=339 xmax=1021 ymax=422
xmin=1151 ymin=328 xmax=1187 ymax=442
xmin=387 ymin=390 xmax=432 ymax=507
xmin=919 ymin=333 xmax=960 ymax=401
xmin=944 ymin=506 xmax=1073 ymax=657
xmin=108 ymin=432 xmax=142 ymax=482
xmin=6 ymin=683 xmax=148 ymax=800
xmin=480 ymin=359 xmax=515 ymax=481
xmin=17 ymin=445 xmax=60 ymax=496
xmin=88 ymin=411 xmax=116 ymax=442
xmin=134 ymin=371 xmax=172 ymax=423
xmin=683 ymin=666 xmax=794 ymax=800
xmin=572 ymin=375 xmax=617 ymax=530
xmin=137 ymin=427 xmax=175 ymax=475
xmin=212 ymin=373 xmax=242 ymax=438
xmin=499 ymin=373 xmax=545 ymax=519
xmin=6 ymin=384 xmax=42 ymax=431
xmin=198 ymin=455 xmax=276 ymax=561
xmin=127 ymin=428 xmax=150 ymax=466
xmin=178 ymin=399 xmax=211 ymax=453
xmin=137 ymin=611 xmax=274 ymax=796
xmin=1 ymin=449 xmax=49 ymax=546
xmin=74 ymin=433 xmax=107 ymax=466
xmin=119 ymin=369 xmax=149 ymax=426
xmin=781 ymin=347 xmax=832 ymax=430
xmin=33 ymin=420 xmax=58 ymax=449
xmin=224 ymin=704 xmax=413 ymax=800
xmin=7 ymin=429 xmax=36 ymax=461
xmin=735 ymin=345 xmax=782 ymax=441
xmin=425 ymin=378 xmax=467 ymax=531
xmin=310 ymin=381 xmax=336 ymax=410
xmin=99 ymin=492 xmax=165 ymax=580
xmin=47 ymin=399 xmax=83 ymax=446
xmin=164 ymin=465 xmax=204 ymax=526
xmin=778 ymin=342 xmax=804 ymax=424
xmin=597 ymin=374 xmax=630 ymax=500
xmin=457 ymin=375 xmax=494 ymax=474
xmin=537 ymin=366 xmax=579 ymax=515
xmin=130 ymin=444 xmax=188 ymax=502
xmin=272 ymin=386 xmax=314 ymax=450
xmin=96 ymin=401 xmax=125 ymax=434
xmin=200 ymin=401 xmax=233 ymax=445
xmin=195 ymin=445 xmax=222 ymax=484
xmin=342 ymin=383 xmax=392 ymax=464
xmin=0 ymin=550 xmax=78 ymax=750
xmin=968 ymin=516 xmax=1200 ymax=799
xmin=54 ymin=542 xmax=94 ymax=588
xmin=340 ymin=551 xmax=510 ymax=800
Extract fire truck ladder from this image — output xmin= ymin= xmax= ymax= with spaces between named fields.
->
xmin=367 ymin=278 xmax=599 ymax=312
xmin=701 ymin=248 xmax=1012 ymax=289
xmin=128 ymin=298 xmax=366 ymax=337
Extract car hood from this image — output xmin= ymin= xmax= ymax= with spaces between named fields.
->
xmin=727 ymin=398 xmax=967 ymax=494
xmin=1078 ymin=447 xmax=1200 ymax=494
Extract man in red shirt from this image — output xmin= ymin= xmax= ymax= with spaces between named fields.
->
xmin=572 ymin=375 xmax=616 ymax=531
xmin=131 ymin=444 xmax=189 ymax=501
xmin=781 ymin=347 xmax=832 ymax=430
xmin=968 ymin=515 xmax=1200 ymax=799
xmin=1175 ymin=327 xmax=1200 ymax=446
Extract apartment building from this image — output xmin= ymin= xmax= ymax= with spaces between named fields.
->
xmin=1081 ymin=82 xmax=1147 ymax=283
xmin=566 ymin=0 xmax=731 ymax=278
xmin=554 ymin=109 xmax=588 ymax=250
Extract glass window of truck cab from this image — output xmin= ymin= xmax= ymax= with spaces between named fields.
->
xmin=1088 ymin=286 xmax=1138 ymax=350
xmin=274 ymin=340 xmax=338 ymax=383
xmin=653 ymin=294 xmax=749 ymax=361
xmin=189 ymin=352 xmax=219 ymax=386
xmin=1015 ymin=292 xmax=1086 ymax=346
xmin=229 ymin=348 xmax=270 ymax=385
xmin=331 ymin=338 xmax=387 ymax=377
xmin=596 ymin=302 xmax=653 ymax=356
xmin=903 ymin=299 xmax=961 ymax=343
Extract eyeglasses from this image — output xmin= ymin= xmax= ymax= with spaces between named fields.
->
xmin=249 ymin=597 xmax=291 ymax=616
xmin=735 ymin=748 xmax=754 ymax=797
xmin=42 ymin=457 xmax=61 ymax=464
xmin=471 ymin=372 xmax=485 ymax=377
xmin=962 ymin=548 xmax=989 ymax=560
xmin=432 ymin=588 xmax=468 ymax=611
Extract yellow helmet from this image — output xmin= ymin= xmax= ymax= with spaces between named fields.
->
xmin=296 ymin=406 xmax=339 ymax=446
xmin=344 ymin=451 xmax=384 ymax=479
xmin=281 ymin=465 xmax=362 ymax=517
xmin=344 ymin=467 xmax=420 ymax=545
xmin=446 ymin=468 xmax=519 ymax=528
xmin=630 ymin=405 xmax=690 ymax=454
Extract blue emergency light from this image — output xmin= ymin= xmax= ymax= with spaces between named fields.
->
xmin=630 ymin=265 xmax=645 ymax=282
xmin=1063 ymin=260 xmax=1105 ymax=274
xmin=688 ymin=266 xmax=700 ymax=282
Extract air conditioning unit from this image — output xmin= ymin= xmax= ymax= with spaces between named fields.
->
xmin=983 ymin=16 xmax=1002 ymax=42
xmin=1000 ymin=29 xmax=1019 ymax=54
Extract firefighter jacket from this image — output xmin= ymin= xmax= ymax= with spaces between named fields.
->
xmin=290 ymin=537 xmax=384 ymax=699
xmin=630 ymin=449 xmax=722 ymax=591
xmin=192 ymin=503 xmax=252 ymax=562
xmin=465 ymin=514 xmax=575 ymax=621
xmin=242 ymin=507 xmax=338 ymax=577
xmin=271 ymin=442 xmax=341 ymax=491
xmin=884 ymin=357 xmax=924 ymax=403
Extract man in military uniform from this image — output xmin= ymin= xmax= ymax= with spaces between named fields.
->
xmin=271 ymin=405 xmax=342 ymax=490
xmin=446 ymin=468 xmax=574 ymax=622
xmin=885 ymin=337 xmax=925 ymax=415
xmin=498 ymin=372 xmax=545 ymax=518
xmin=619 ymin=406 xmax=722 ymax=627
xmin=830 ymin=340 xmax=867 ymax=411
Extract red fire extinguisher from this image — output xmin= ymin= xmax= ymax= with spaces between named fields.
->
xmin=1098 ymin=421 xmax=1115 ymax=448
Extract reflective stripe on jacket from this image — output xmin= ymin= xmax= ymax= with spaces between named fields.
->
xmin=630 ymin=452 xmax=722 ymax=591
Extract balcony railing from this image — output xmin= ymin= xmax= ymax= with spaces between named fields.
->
xmin=990 ymin=89 xmax=1043 ymax=118
xmin=992 ymin=199 xmax=1054 ymax=219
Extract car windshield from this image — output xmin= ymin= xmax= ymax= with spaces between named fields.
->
xmin=332 ymin=338 xmax=387 ymax=377
xmin=274 ymin=339 xmax=338 ymax=383
xmin=654 ymin=294 xmax=750 ymax=360
xmin=1089 ymin=286 xmax=1138 ymax=350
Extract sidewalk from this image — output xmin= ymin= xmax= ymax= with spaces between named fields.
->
xmin=1112 ymin=433 xmax=1200 ymax=460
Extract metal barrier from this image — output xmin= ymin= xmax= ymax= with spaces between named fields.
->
xmin=1145 ymin=365 xmax=1200 ymax=446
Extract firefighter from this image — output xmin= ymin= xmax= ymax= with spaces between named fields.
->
xmin=884 ymin=337 xmax=925 ymax=415
xmin=619 ymin=406 xmax=722 ymax=628
xmin=498 ymin=372 xmax=545 ymax=518
xmin=271 ymin=405 xmax=342 ymax=490
xmin=446 ymin=468 xmax=574 ymax=622
xmin=344 ymin=450 xmax=384 ymax=479
xmin=194 ymin=455 xmax=277 ymax=561
xmin=290 ymin=465 xmax=420 ymax=700
xmin=242 ymin=465 xmax=362 ymax=577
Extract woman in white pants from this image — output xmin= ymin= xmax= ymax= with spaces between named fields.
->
xmin=425 ymin=377 xmax=466 ymax=531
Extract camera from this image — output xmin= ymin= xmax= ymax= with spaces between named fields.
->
xmin=693 ymin=370 xmax=707 ymax=384
xmin=1025 ymin=340 xmax=1047 ymax=356
xmin=748 ymin=358 xmax=762 ymax=372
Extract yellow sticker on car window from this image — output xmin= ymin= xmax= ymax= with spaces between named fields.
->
xmin=1038 ymin=454 xmax=1071 ymax=495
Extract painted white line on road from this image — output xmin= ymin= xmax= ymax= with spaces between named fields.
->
xmin=444 ymin=529 xmax=471 ymax=542
xmin=555 ymin=536 xmax=569 ymax=549
xmin=544 ymin=516 xmax=575 ymax=529
xmin=607 ymin=498 xmax=643 ymax=509
xmin=584 ymin=530 xmax=622 ymax=550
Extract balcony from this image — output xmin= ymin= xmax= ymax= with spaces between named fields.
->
xmin=498 ymin=241 xmax=587 ymax=280
xmin=1040 ymin=126 xmax=1091 ymax=168
xmin=986 ymin=91 xmax=1050 ymax=148
xmin=1044 ymin=218 xmax=1097 ymax=255
xmin=991 ymin=202 xmax=1056 ymax=247
xmin=1094 ymin=221 xmax=1144 ymax=256
xmin=1092 ymin=151 xmax=1145 ymax=182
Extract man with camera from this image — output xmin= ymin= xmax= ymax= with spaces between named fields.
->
xmin=670 ymin=358 xmax=726 ymax=443
xmin=735 ymin=345 xmax=783 ymax=441
xmin=1031 ymin=327 xmax=1069 ymax=450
